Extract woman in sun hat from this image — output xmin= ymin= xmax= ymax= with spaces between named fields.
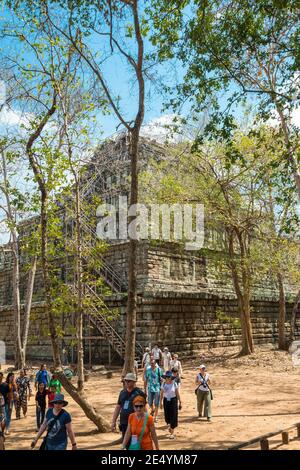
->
xmin=160 ymin=371 xmax=182 ymax=439
xmin=195 ymin=364 xmax=212 ymax=422
xmin=122 ymin=395 xmax=159 ymax=450
xmin=30 ymin=394 xmax=77 ymax=450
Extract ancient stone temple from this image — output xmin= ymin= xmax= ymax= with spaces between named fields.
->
xmin=0 ymin=134 xmax=299 ymax=365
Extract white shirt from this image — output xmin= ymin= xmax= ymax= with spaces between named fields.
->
xmin=162 ymin=352 xmax=171 ymax=371
xmin=161 ymin=381 xmax=178 ymax=401
xmin=197 ymin=373 xmax=210 ymax=392
xmin=142 ymin=352 xmax=151 ymax=367
xmin=152 ymin=347 xmax=162 ymax=360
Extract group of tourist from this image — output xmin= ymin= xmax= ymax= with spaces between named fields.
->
xmin=111 ymin=345 xmax=212 ymax=451
xmin=0 ymin=369 xmax=32 ymax=435
xmin=0 ymin=364 xmax=77 ymax=451
xmin=0 ymin=348 xmax=213 ymax=451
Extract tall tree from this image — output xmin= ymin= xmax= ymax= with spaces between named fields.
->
xmin=0 ymin=9 xmax=110 ymax=430
xmin=149 ymin=0 xmax=300 ymax=199
xmin=35 ymin=0 xmax=146 ymax=374
xmin=140 ymin=130 xmax=300 ymax=355
xmin=0 ymin=139 xmax=37 ymax=368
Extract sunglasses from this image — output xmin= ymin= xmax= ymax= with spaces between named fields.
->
xmin=134 ymin=405 xmax=144 ymax=409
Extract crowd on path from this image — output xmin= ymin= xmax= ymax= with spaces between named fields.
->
xmin=0 ymin=346 xmax=213 ymax=451
xmin=111 ymin=344 xmax=213 ymax=451
xmin=0 ymin=364 xmax=77 ymax=451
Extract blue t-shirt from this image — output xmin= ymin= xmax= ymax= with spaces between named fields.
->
xmin=45 ymin=409 xmax=71 ymax=446
xmin=36 ymin=370 xmax=49 ymax=385
xmin=117 ymin=387 xmax=146 ymax=426
xmin=145 ymin=366 xmax=162 ymax=393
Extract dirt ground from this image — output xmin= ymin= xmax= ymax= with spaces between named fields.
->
xmin=2 ymin=345 xmax=300 ymax=451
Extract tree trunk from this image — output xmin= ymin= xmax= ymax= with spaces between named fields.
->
xmin=25 ymin=87 xmax=110 ymax=430
xmin=277 ymin=272 xmax=287 ymax=350
xmin=289 ymin=287 xmax=300 ymax=344
xmin=57 ymin=371 xmax=110 ymax=432
xmin=12 ymin=236 xmax=23 ymax=369
xmin=228 ymin=230 xmax=254 ymax=355
xmin=21 ymin=255 xmax=37 ymax=368
xmin=1 ymin=150 xmax=23 ymax=369
xmin=40 ymin=192 xmax=62 ymax=368
xmin=123 ymin=130 xmax=139 ymax=375
xmin=240 ymin=300 xmax=255 ymax=355
xmin=75 ymin=180 xmax=84 ymax=392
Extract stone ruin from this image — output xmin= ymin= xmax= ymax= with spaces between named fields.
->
xmin=0 ymin=134 xmax=299 ymax=365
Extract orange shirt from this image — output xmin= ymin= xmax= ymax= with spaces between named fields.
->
xmin=128 ymin=413 xmax=154 ymax=450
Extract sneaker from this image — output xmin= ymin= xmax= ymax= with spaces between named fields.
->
xmin=207 ymin=418 xmax=212 ymax=422
xmin=169 ymin=434 xmax=175 ymax=439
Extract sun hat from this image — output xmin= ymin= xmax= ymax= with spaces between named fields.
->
xmin=49 ymin=393 xmax=68 ymax=407
xmin=124 ymin=372 xmax=137 ymax=382
xmin=199 ymin=364 xmax=206 ymax=370
xmin=162 ymin=370 xmax=175 ymax=380
xmin=164 ymin=347 xmax=169 ymax=351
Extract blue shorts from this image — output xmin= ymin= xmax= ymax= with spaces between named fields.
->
xmin=148 ymin=391 xmax=160 ymax=407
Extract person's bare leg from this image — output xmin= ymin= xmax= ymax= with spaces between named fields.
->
xmin=154 ymin=406 xmax=159 ymax=422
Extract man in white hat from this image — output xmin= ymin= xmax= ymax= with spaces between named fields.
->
xmin=111 ymin=372 xmax=146 ymax=447
xmin=142 ymin=347 xmax=151 ymax=369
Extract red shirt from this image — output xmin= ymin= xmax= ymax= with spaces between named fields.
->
xmin=47 ymin=391 xmax=55 ymax=408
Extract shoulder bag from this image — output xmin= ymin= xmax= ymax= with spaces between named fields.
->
xmin=39 ymin=410 xmax=64 ymax=450
xmin=128 ymin=413 xmax=149 ymax=451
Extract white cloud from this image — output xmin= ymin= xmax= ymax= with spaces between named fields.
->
xmin=141 ymin=114 xmax=188 ymax=143
xmin=291 ymin=107 xmax=300 ymax=127
xmin=0 ymin=105 xmax=32 ymax=129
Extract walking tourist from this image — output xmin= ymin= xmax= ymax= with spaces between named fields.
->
xmin=144 ymin=359 xmax=162 ymax=423
xmin=162 ymin=347 xmax=171 ymax=372
xmin=15 ymin=369 xmax=32 ymax=419
xmin=35 ymin=364 xmax=51 ymax=389
xmin=31 ymin=394 xmax=77 ymax=450
xmin=49 ymin=373 xmax=62 ymax=394
xmin=195 ymin=364 xmax=212 ymax=422
xmin=111 ymin=373 xmax=146 ymax=446
xmin=121 ymin=395 xmax=159 ymax=450
xmin=35 ymin=382 xmax=47 ymax=430
xmin=134 ymin=360 xmax=139 ymax=380
xmin=160 ymin=370 xmax=182 ymax=439
xmin=171 ymin=367 xmax=181 ymax=388
xmin=4 ymin=372 xmax=18 ymax=434
xmin=142 ymin=347 xmax=151 ymax=369
xmin=0 ymin=383 xmax=5 ymax=450
xmin=0 ymin=372 xmax=7 ymax=440
xmin=47 ymin=385 xmax=57 ymax=409
xmin=170 ymin=354 xmax=183 ymax=378
xmin=151 ymin=344 xmax=162 ymax=366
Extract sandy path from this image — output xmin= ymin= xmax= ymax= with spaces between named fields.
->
xmin=2 ymin=346 xmax=300 ymax=451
